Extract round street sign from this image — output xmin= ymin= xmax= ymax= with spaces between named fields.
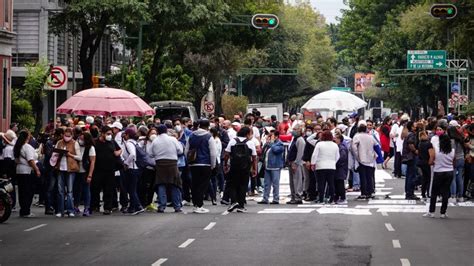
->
xmin=204 ymin=102 xmax=215 ymax=113
xmin=47 ymin=66 xmax=67 ymax=90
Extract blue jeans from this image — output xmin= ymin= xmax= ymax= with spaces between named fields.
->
xmin=263 ymin=169 xmax=281 ymax=202
xmin=404 ymin=160 xmax=416 ymax=197
xmin=57 ymin=171 xmax=75 ymax=214
xmin=450 ymin=159 xmax=464 ymax=197
xmin=77 ymin=173 xmax=91 ymax=209
xmin=157 ymin=184 xmax=182 ymax=211
xmin=352 ymin=170 xmax=360 ymax=190
xmin=124 ymin=169 xmax=142 ymax=212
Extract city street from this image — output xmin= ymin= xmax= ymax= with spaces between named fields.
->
xmin=0 ymin=169 xmax=473 ymax=266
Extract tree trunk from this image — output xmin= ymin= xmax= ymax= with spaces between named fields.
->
xmin=33 ymin=95 xmax=43 ymax=136
xmin=81 ymin=58 xmax=93 ymax=90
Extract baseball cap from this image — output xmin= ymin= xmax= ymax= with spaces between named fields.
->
xmin=449 ymin=120 xmax=460 ymax=127
xmin=77 ymin=121 xmax=86 ymax=128
xmin=283 ymin=112 xmax=290 ymax=116
xmin=231 ymin=122 xmax=241 ymax=126
xmin=110 ymin=121 xmax=123 ymax=130
xmin=349 ymin=112 xmax=358 ymax=118
xmin=265 ymin=126 xmax=275 ymax=132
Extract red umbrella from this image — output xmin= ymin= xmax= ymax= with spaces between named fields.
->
xmin=56 ymin=88 xmax=155 ymax=116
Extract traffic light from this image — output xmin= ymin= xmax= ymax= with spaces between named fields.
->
xmin=251 ymin=14 xmax=279 ymax=30
xmin=92 ymin=75 xmax=99 ymax=88
xmin=430 ymin=4 xmax=457 ymax=19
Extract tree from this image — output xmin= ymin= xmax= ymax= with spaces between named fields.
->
xmin=49 ymin=0 xmax=147 ymax=91
xmin=11 ymin=88 xmax=35 ymax=131
xmin=142 ymin=0 xmax=229 ymax=99
xmin=24 ymin=59 xmax=50 ymax=135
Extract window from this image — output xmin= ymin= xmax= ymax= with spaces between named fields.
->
xmin=2 ymin=65 xmax=7 ymax=119
xmin=4 ymin=0 xmax=9 ymax=23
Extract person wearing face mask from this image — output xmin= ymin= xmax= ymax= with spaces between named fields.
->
xmin=286 ymin=124 xmax=307 ymax=204
xmin=138 ymin=128 xmax=158 ymax=211
xmin=76 ymin=131 xmax=96 ymax=216
xmin=14 ymin=129 xmax=41 ymax=217
xmin=278 ymin=112 xmax=291 ymax=136
xmin=91 ymin=126 xmax=122 ymax=215
xmin=53 ymin=127 xmax=81 ymax=217
xmin=258 ymin=130 xmax=284 ymax=204
xmin=174 ymin=120 xmax=192 ymax=206
xmin=447 ymin=123 xmax=465 ymax=203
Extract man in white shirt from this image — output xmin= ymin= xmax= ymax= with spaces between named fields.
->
xmin=224 ymin=126 xmax=257 ymax=213
xmin=227 ymin=121 xmax=240 ymax=140
xmin=151 ymin=125 xmax=184 ymax=213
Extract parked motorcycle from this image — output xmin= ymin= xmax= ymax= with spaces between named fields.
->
xmin=0 ymin=178 xmax=13 ymax=223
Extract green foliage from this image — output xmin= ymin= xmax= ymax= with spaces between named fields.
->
xmin=464 ymin=103 xmax=474 ymax=116
xmin=154 ymin=65 xmax=192 ymax=102
xmin=11 ymin=88 xmax=35 ymax=131
xmin=221 ymin=95 xmax=249 ymax=119
xmin=24 ymin=59 xmax=50 ymax=135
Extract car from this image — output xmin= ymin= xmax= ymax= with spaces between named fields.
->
xmin=149 ymin=101 xmax=198 ymax=122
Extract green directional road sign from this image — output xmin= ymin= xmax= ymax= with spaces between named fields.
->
xmin=332 ymin=87 xmax=351 ymax=92
xmin=407 ymin=50 xmax=446 ymax=69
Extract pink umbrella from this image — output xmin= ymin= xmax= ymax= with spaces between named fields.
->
xmin=56 ymin=88 xmax=155 ymax=116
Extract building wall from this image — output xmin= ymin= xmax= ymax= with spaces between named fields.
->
xmin=0 ymin=0 xmax=14 ymax=132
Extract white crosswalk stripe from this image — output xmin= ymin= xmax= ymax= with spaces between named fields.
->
xmin=256 ymin=169 xmax=473 ymax=216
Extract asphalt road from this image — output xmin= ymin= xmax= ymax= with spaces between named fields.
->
xmin=0 ymin=168 xmax=473 ymax=266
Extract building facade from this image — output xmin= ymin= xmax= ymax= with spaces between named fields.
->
xmin=12 ymin=0 xmax=112 ymax=128
xmin=0 ymin=0 xmax=15 ymax=132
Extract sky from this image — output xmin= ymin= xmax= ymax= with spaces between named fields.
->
xmin=309 ymin=0 xmax=348 ymax=24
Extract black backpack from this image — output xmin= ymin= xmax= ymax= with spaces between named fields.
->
xmin=230 ymin=138 xmax=251 ymax=170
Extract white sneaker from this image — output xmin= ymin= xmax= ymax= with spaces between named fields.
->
xmin=457 ymin=197 xmax=464 ymax=203
xmin=440 ymin=214 xmax=448 ymax=219
xmin=193 ymin=207 xmax=209 ymax=214
xmin=68 ymin=213 xmax=75 ymax=218
xmin=448 ymin=197 xmax=456 ymax=204
xmin=423 ymin=212 xmax=435 ymax=218
xmin=182 ymin=200 xmax=191 ymax=206
xmin=55 ymin=213 xmax=63 ymax=218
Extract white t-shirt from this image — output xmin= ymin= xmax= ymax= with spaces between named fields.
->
xmin=395 ymin=125 xmax=404 ymax=153
xmin=225 ymin=137 xmax=257 ymax=156
xmin=16 ymin=143 xmax=37 ymax=174
xmin=433 ymin=146 xmax=454 ymax=173
xmin=227 ymin=128 xmax=237 ymax=140
xmin=252 ymin=126 xmax=260 ymax=140
xmin=79 ymin=146 xmax=96 ymax=173
xmin=214 ymin=137 xmax=222 ymax=164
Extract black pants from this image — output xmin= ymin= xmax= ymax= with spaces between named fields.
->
xmin=335 ymin=179 xmax=346 ymax=201
xmin=359 ymin=165 xmax=375 ymax=196
xmin=190 ymin=166 xmax=211 ymax=208
xmin=91 ymin=170 xmax=115 ymax=211
xmin=73 ymin=172 xmax=84 ymax=207
xmin=429 ymin=171 xmax=453 ymax=214
xmin=138 ymin=168 xmax=155 ymax=207
xmin=419 ymin=164 xmax=431 ymax=198
xmin=307 ymin=169 xmax=317 ymax=200
xmin=17 ymin=173 xmax=35 ymax=216
xmin=181 ymin=167 xmax=191 ymax=202
xmin=112 ymin=171 xmax=128 ymax=209
xmin=394 ymin=151 xmax=402 ymax=177
xmin=229 ymin=167 xmax=250 ymax=207
xmin=316 ymin=169 xmax=335 ymax=202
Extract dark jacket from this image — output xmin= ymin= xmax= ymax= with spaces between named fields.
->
xmin=335 ymin=143 xmax=349 ymax=180
xmin=287 ymin=136 xmax=301 ymax=162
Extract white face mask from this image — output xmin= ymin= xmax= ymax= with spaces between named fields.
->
xmin=78 ymin=139 xmax=84 ymax=146
xmin=175 ymin=125 xmax=182 ymax=133
xmin=306 ymin=131 xmax=312 ymax=137
xmin=149 ymin=134 xmax=157 ymax=141
xmin=105 ymin=135 xmax=113 ymax=142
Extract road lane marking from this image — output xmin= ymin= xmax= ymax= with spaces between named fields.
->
xmin=400 ymin=258 xmax=411 ymax=266
xmin=369 ymin=200 xmax=416 ymax=205
xmin=152 ymin=258 xmax=168 ymax=266
xmin=385 ymin=223 xmax=395 ymax=232
xmin=179 ymin=238 xmax=195 ymax=248
xmin=392 ymin=239 xmax=401 ymax=248
xmin=258 ymin=208 xmax=315 ymax=214
xmin=317 ymin=208 xmax=372 ymax=215
xmin=297 ymin=204 xmax=348 ymax=208
xmin=203 ymin=222 xmax=216 ymax=231
xmin=24 ymin=224 xmax=47 ymax=232
xmin=381 ymin=212 xmax=388 ymax=216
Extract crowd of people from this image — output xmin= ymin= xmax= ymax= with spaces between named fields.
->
xmin=1 ymin=110 xmax=473 ymax=218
